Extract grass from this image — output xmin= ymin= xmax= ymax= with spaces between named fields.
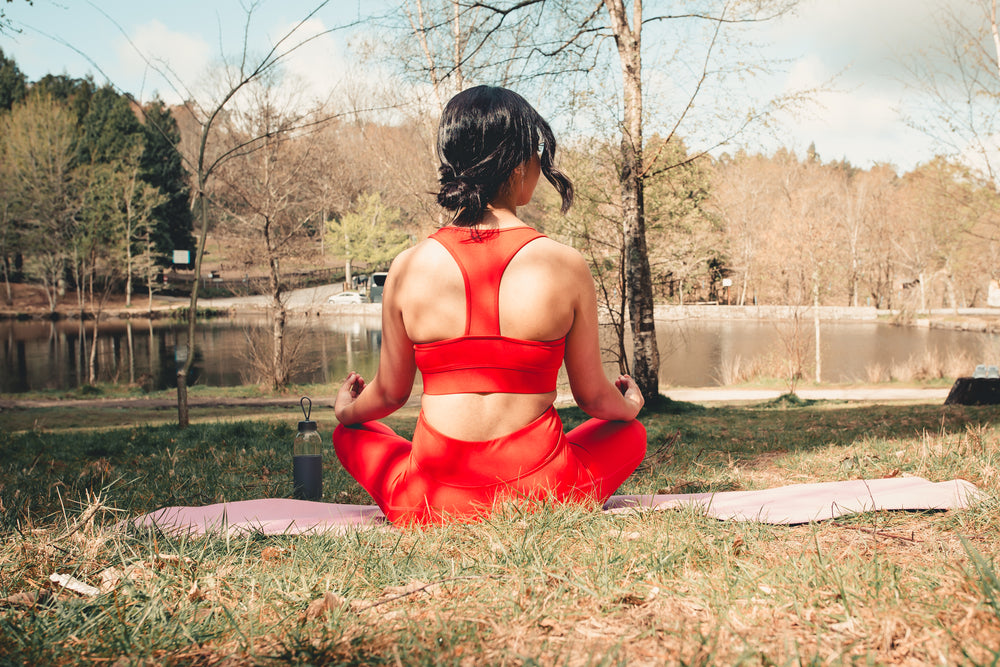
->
xmin=1 ymin=399 xmax=999 ymax=664
xmin=0 ymin=383 xmax=338 ymax=433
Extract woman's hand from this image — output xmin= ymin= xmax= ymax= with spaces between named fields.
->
xmin=334 ymin=372 xmax=366 ymax=424
xmin=614 ymin=374 xmax=644 ymax=415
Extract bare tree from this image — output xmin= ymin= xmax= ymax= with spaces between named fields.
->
xmin=106 ymin=145 xmax=165 ymax=308
xmin=771 ymin=150 xmax=839 ymax=383
xmin=375 ymin=0 xmax=541 ymax=230
xmin=894 ymin=158 xmax=988 ymax=312
xmin=900 ymin=1 xmax=1000 ymax=303
xmin=0 ymin=0 xmax=31 ymax=35
xmin=902 ymin=0 xmax=1000 ymax=185
xmin=75 ymin=152 xmax=162 ymax=384
xmin=212 ymin=74 xmax=329 ymax=390
xmin=711 ymin=151 xmax=776 ymax=306
xmin=550 ymin=137 xmax=631 ymax=372
xmin=848 ymin=164 xmax=899 ymax=310
xmin=105 ymin=1 xmax=364 ymax=425
xmin=398 ymin=0 xmax=804 ymax=400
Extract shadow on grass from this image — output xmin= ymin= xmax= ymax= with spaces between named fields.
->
xmin=761 ymin=392 xmax=818 ymax=409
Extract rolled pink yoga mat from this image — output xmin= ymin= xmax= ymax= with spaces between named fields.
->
xmin=133 ymin=477 xmax=982 ymax=535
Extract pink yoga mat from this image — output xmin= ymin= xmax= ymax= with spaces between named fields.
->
xmin=604 ymin=477 xmax=982 ymax=524
xmin=132 ymin=477 xmax=982 ymax=535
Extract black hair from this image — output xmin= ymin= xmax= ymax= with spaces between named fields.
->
xmin=436 ymin=85 xmax=573 ymax=226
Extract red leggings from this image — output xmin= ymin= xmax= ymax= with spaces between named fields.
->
xmin=333 ymin=407 xmax=646 ymax=525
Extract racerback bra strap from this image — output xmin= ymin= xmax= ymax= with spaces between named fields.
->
xmin=429 ymin=226 xmax=544 ymax=335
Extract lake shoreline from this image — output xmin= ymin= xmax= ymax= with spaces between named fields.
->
xmin=2 ymin=281 xmax=999 ymax=334
xmin=0 ymin=384 xmax=955 ymax=412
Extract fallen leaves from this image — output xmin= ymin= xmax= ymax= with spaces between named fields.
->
xmin=0 ymin=589 xmax=51 ymax=608
xmin=381 ymin=580 xmax=443 ymax=599
xmin=301 ymin=577 xmax=469 ymax=625
xmin=305 ymin=591 xmax=348 ymax=621
xmin=260 ymin=546 xmax=287 ymax=562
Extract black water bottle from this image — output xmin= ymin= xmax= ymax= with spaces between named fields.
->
xmin=293 ymin=396 xmax=323 ymax=501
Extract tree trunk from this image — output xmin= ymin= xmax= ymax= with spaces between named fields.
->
xmin=89 ymin=313 xmax=99 ymax=385
xmin=147 ymin=319 xmax=154 ymax=378
xmin=178 ymin=175 xmax=209 ymax=429
xmin=739 ymin=268 xmax=749 ymax=307
xmin=127 ymin=319 xmax=135 ymax=385
xmin=76 ymin=318 xmax=86 ymax=383
xmin=1 ymin=256 xmax=11 ymax=306
xmin=617 ymin=244 xmax=629 ymax=374
xmin=87 ymin=269 xmax=98 ymax=384
xmin=125 ymin=253 xmax=133 ymax=307
xmin=918 ymin=271 xmax=927 ymax=314
xmin=944 ymin=271 xmax=958 ymax=313
xmin=269 ymin=250 xmax=287 ymax=391
xmin=850 ymin=247 xmax=859 ymax=307
xmin=273 ymin=304 xmax=287 ymax=389
xmin=606 ymin=0 xmax=659 ymax=399
xmin=813 ymin=270 xmax=821 ymax=384
xmin=177 ymin=369 xmax=189 ymax=427
xmin=125 ymin=198 xmax=133 ymax=308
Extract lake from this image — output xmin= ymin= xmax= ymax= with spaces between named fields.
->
xmin=1 ymin=315 xmax=996 ymax=393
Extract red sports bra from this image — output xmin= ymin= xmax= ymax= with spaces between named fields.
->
xmin=414 ymin=226 xmax=566 ymax=395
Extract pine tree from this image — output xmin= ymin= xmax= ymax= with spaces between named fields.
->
xmin=140 ymin=99 xmax=194 ymax=261
xmin=0 ymin=48 xmax=26 ymax=110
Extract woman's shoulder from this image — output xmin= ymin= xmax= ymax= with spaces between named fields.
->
xmin=524 ymin=233 xmax=591 ymax=273
xmin=387 ymin=235 xmax=455 ymax=279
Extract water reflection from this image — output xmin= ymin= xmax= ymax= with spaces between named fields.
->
xmin=655 ymin=319 xmax=998 ymax=386
xmin=1 ymin=315 xmax=996 ymax=393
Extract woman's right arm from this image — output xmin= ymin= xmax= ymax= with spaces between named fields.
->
xmin=334 ymin=251 xmax=417 ymax=425
xmin=562 ymin=251 xmax=644 ymax=421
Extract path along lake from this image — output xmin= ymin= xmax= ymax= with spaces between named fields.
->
xmin=3 ymin=310 xmax=998 ymax=394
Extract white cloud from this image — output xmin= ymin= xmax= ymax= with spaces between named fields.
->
xmin=115 ymin=20 xmax=212 ymax=103
xmin=783 ymin=54 xmax=831 ymax=92
xmin=273 ymin=18 xmax=352 ymax=106
xmin=757 ymin=0 xmax=957 ymax=171
xmin=771 ymin=79 xmax=934 ymax=169
xmin=768 ymin=0 xmax=944 ymax=81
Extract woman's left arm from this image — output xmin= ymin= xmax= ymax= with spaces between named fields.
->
xmin=334 ymin=252 xmax=417 ymax=425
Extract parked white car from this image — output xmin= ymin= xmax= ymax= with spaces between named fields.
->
xmin=327 ymin=291 xmax=365 ymax=304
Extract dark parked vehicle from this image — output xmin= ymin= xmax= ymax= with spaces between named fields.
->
xmin=369 ymin=272 xmax=388 ymax=303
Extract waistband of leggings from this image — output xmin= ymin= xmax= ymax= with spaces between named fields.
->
xmin=411 ymin=406 xmax=566 ymax=487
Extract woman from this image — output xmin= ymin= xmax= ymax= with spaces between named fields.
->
xmin=333 ymin=85 xmax=646 ymax=525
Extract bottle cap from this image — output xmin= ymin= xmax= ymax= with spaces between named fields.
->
xmin=297 ymin=396 xmax=317 ymax=432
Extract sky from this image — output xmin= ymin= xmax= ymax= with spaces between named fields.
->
xmin=0 ymin=0 xmax=978 ymax=173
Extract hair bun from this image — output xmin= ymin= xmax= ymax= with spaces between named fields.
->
xmin=437 ymin=168 xmax=486 ymax=216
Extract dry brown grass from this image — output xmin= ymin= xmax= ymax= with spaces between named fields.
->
xmin=2 ymin=404 xmax=999 ymax=664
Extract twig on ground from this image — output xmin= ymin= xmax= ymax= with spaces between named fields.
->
xmin=830 ymin=522 xmax=920 ymax=542
xmin=636 ymin=429 xmax=681 ymax=474
xmin=355 ymin=574 xmax=502 ymax=612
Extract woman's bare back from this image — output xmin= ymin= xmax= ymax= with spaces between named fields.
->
xmin=390 ymin=228 xmax=584 ymax=440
